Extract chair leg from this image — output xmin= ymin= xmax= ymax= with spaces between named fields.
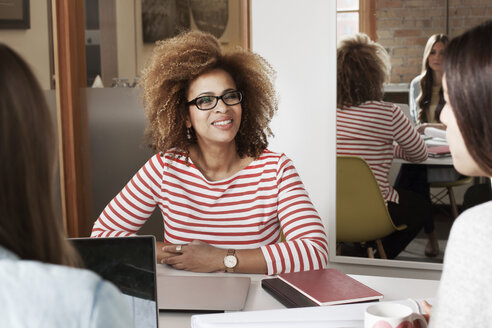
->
xmin=336 ymin=243 xmax=342 ymax=256
xmin=367 ymin=247 xmax=375 ymax=258
xmin=447 ymin=186 xmax=459 ymax=218
xmin=376 ymin=239 xmax=388 ymax=259
xmin=431 ymin=188 xmax=451 ymax=217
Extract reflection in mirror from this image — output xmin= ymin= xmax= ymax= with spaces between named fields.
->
xmin=335 ymin=1 xmax=492 ymax=266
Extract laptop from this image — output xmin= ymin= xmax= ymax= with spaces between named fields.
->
xmin=70 ymin=236 xmax=159 ymax=328
xmin=157 ymin=273 xmax=251 ymax=312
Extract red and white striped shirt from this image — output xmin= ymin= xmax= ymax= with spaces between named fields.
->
xmin=337 ymin=101 xmax=428 ymax=203
xmin=91 ymin=149 xmax=328 ymax=275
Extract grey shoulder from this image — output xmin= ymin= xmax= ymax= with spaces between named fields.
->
xmin=452 ymin=201 xmax=492 ymax=234
xmin=456 ymin=201 xmax=492 ymax=222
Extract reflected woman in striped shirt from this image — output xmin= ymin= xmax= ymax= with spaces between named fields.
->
xmin=336 ymin=33 xmax=430 ymax=259
xmin=91 ymin=30 xmax=328 ymax=275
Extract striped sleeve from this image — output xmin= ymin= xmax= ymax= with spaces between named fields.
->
xmin=91 ymin=154 xmax=163 ymax=237
xmin=392 ymin=104 xmax=428 ymax=162
xmin=260 ymin=154 xmax=329 ymax=275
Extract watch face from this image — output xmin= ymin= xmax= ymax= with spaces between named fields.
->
xmin=224 ymin=255 xmax=237 ymax=268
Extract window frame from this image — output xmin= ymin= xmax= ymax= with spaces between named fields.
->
xmin=337 ymin=0 xmax=376 ymax=40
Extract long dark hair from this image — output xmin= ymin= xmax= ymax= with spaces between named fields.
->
xmin=0 ymin=44 xmax=81 ymax=267
xmin=417 ymin=34 xmax=449 ymax=123
xmin=444 ymin=20 xmax=492 ymax=176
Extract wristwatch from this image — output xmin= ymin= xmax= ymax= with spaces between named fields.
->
xmin=224 ymin=249 xmax=238 ymax=273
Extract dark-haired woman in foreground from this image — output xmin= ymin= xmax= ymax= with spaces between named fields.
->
xmin=427 ymin=20 xmax=492 ymax=327
xmin=0 ymin=44 xmax=131 ymax=326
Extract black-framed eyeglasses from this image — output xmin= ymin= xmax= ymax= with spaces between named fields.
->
xmin=186 ymin=90 xmax=243 ymax=110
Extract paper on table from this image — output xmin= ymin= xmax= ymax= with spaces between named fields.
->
xmin=191 ymin=299 xmax=433 ymax=328
xmin=426 ymin=138 xmax=448 ymax=147
xmin=424 ymin=127 xmax=446 ymax=140
xmin=424 ymin=127 xmax=448 ymax=147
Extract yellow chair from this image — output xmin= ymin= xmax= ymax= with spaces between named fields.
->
xmin=336 ymin=156 xmax=407 ymax=259
xmin=430 ymin=176 xmax=473 ymax=219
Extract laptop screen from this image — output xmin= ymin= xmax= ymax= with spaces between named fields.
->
xmin=70 ymin=236 xmax=158 ymax=328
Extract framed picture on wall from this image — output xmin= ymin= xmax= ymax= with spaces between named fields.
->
xmin=0 ymin=0 xmax=30 ymax=29
xmin=141 ymin=0 xmax=250 ymax=50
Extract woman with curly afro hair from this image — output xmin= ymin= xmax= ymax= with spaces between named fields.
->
xmin=91 ymin=30 xmax=328 ymax=275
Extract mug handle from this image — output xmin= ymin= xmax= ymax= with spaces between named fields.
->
xmin=409 ymin=313 xmax=428 ymax=328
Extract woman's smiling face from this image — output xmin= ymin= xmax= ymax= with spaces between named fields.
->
xmin=186 ymin=69 xmax=242 ymax=147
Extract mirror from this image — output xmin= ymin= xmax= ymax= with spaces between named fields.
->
xmin=335 ymin=2 xmax=492 ymax=267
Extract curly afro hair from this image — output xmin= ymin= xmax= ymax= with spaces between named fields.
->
xmin=337 ymin=33 xmax=390 ymax=107
xmin=140 ymin=30 xmax=278 ymax=160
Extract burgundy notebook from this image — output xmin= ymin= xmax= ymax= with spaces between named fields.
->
xmin=427 ymin=145 xmax=451 ymax=158
xmin=273 ymin=268 xmax=383 ymax=306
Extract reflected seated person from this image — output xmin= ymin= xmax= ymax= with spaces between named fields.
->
xmin=91 ymin=31 xmax=328 ymax=275
xmin=397 ymin=34 xmax=450 ymax=258
xmin=336 ymin=33 xmax=430 ymax=259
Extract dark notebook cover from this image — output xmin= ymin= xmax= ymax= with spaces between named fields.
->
xmin=261 ymin=278 xmax=318 ymax=308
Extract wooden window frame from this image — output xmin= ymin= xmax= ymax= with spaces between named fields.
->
xmin=52 ymin=0 xmax=93 ymax=237
xmin=337 ymin=0 xmax=376 ymax=41
xmin=359 ymin=0 xmax=376 ymax=41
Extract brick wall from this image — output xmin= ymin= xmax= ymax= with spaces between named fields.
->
xmin=376 ymin=0 xmax=492 ymax=83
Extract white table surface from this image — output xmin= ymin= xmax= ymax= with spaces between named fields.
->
xmin=157 ymin=265 xmax=439 ymax=328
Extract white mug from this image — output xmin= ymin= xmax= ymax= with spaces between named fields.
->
xmin=364 ymin=303 xmax=427 ymax=328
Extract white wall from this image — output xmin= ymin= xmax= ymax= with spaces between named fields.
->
xmin=251 ymin=0 xmax=334 ymax=228
xmin=0 ymin=0 xmax=51 ymax=89
xmin=116 ymin=0 xmax=138 ymax=80
xmin=251 ymin=0 xmax=441 ymax=279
